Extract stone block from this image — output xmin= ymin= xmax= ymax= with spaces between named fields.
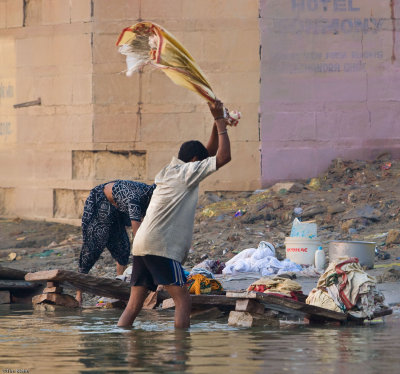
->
xmin=0 ymin=291 xmax=10 ymax=304
xmin=141 ymin=0 xmax=183 ymax=20
xmin=140 ymin=112 xmax=206 ymax=142
xmin=53 ymin=189 xmax=89 ymax=219
xmin=0 ymin=1 xmax=6 ymax=28
xmin=32 ymin=293 xmax=79 ymax=308
xmin=203 ymin=141 xmax=261 ymax=191
xmin=42 ymin=0 xmax=70 ymax=25
xmin=93 ymin=0 xmax=140 ymax=21
xmin=142 ymin=69 xmax=204 ymax=105
xmin=46 ymin=282 xmax=59 ymax=288
xmin=182 ymin=0 xmax=259 ymax=19
xmin=93 ymin=72 xmax=140 ymax=105
xmin=53 ymin=34 xmax=92 ymax=67
xmin=316 ymin=109 xmax=371 ymax=141
xmin=16 ymin=36 xmax=48 ymax=67
xmin=17 ymin=113 xmax=92 ymax=144
xmin=93 ymin=34 xmax=126 ymax=65
xmin=235 ymin=299 xmax=265 ymax=314
xmin=367 ymin=102 xmax=400 ymax=139
xmin=93 ymin=113 xmax=139 ymax=143
xmin=260 ymin=147 xmax=336 ymax=184
xmin=72 ymin=150 xmax=147 ymax=181
xmin=203 ymin=29 xmax=260 ymax=66
xmin=72 ymin=74 xmax=92 ymax=105
xmin=6 ymin=0 xmax=23 ymax=28
xmin=14 ymin=187 xmax=54 ymax=219
xmin=23 ymin=0 xmax=42 ymax=26
xmin=228 ymin=311 xmax=279 ymax=328
xmin=206 ymin=71 xmax=260 ymax=104
xmin=71 ymin=0 xmax=92 ymax=23
xmin=262 ymin=112 xmax=316 ymax=142
xmin=0 ymin=187 xmax=15 ymax=215
xmin=386 ymin=229 xmax=400 ymax=245
xmin=162 ymin=298 xmax=175 ymax=309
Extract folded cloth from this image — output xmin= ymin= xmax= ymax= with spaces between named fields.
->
xmin=247 ymin=276 xmax=303 ymax=298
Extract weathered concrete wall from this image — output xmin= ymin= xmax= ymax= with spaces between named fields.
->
xmin=0 ymin=0 xmax=261 ymax=223
xmin=91 ymin=0 xmax=261 ymax=191
xmin=260 ymin=0 xmax=400 ymax=183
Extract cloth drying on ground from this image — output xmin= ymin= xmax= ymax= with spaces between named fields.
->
xmin=222 ymin=241 xmax=303 ymax=276
xmin=186 ymin=274 xmax=223 ymax=295
xmin=116 ymin=21 xmax=240 ymax=126
xmin=190 ymin=259 xmax=226 ymax=278
xmin=247 ymin=276 xmax=304 ymax=300
xmin=306 ymin=257 xmax=388 ymax=318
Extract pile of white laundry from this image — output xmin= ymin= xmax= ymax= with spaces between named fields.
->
xmin=222 ymin=241 xmax=303 ymax=276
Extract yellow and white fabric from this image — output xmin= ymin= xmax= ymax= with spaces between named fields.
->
xmin=116 ymin=21 xmax=240 ymax=126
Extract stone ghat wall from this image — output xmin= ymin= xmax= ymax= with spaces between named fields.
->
xmin=259 ymin=0 xmax=400 ymax=182
xmin=0 ymin=0 xmax=261 ymax=223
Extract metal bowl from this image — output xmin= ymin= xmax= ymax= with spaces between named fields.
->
xmin=328 ymin=241 xmax=376 ymax=269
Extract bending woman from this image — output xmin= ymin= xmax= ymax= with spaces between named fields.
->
xmin=76 ymin=180 xmax=156 ymax=305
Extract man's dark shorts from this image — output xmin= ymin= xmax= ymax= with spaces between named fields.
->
xmin=130 ymin=255 xmax=187 ymax=291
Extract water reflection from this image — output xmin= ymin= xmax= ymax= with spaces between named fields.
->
xmin=0 ymin=305 xmax=398 ymax=374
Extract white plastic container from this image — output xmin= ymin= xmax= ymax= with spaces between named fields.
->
xmin=314 ymin=246 xmax=326 ymax=272
xmin=285 ymin=237 xmax=322 ymax=266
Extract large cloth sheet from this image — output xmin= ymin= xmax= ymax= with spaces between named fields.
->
xmin=116 ymin=21 xmax=240 ymax=126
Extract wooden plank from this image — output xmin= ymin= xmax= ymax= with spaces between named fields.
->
xmin=190 ymin=294 xmax=236 ymax=307
xmin=162 ymin=294 xmax=237 ymax=310
xmin=227 ymin=291 xmax=347 ymax=322
xmin=0 ymin=266 xmax=27 ymax=280
xmin=0 ymin=280 xmax=40 ymax=290
xmin=25 ymin=269 xmax=131 ymax=300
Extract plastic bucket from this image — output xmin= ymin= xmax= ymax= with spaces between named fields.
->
xmin=285 ymin=237 xmax=322 ymax=266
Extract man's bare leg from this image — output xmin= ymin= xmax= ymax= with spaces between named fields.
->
xmin=116 ymin=262 xmax=127 ymax=276
xmin=117 ymin=286 xmax=148 ymax=327
xmin=75 ymin=289 xmax=82 ymax=306
xmin=164 ymin=285 xmax=191 ymax=329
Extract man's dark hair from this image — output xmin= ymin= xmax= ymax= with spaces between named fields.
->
xmin=178 ymin=140 xmax=209 ymax=162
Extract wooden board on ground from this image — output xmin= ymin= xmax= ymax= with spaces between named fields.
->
xmin=226 ymin=291 xmax=393 ymax=323
xmin=226 ymin=291 xmax=347 ymax=322
xmin=0 ymin=280 xmax=41 ymax=291
xmin=162 ymin=293 xmax=237 ymax=310
xmin=0 ymin=266 xmax=27 ymax=280
xmin=25 ymin=269 xmax=131 ymax=300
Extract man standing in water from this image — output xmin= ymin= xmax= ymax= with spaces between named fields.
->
xmin=118 ymin=100 xmax=232 ymax=328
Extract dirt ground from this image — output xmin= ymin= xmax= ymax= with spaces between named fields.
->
xmin=1 ymin=155 xmax=400 ymax=298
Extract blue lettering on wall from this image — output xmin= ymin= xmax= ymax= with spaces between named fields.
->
xmin=0 ymin=83 xmax=14 ymax=98
xmin=292 ymin=0 xmax=360 ymax=12
xmin=0 ymin=122 xmax=12 ymax=136
xmin=273 ymin=18 xmax=384 ymax=34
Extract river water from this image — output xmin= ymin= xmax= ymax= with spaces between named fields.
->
xmin=0 ymin=305 xmax=399 ymax=374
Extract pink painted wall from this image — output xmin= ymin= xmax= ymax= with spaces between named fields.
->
xmin=259 ymin=0 xmax=400 ymax=184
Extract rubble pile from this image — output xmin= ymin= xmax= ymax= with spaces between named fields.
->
xmin=189 ymin=156 xmax=400 ymax=267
